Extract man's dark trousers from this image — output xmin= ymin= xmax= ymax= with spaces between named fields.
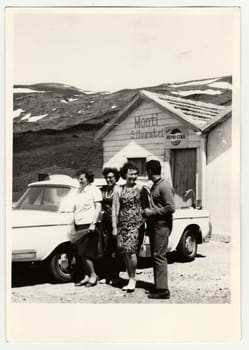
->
xmin=148 ymin=220 xmax=172 ymax=290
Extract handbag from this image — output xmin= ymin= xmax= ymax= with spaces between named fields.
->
xmin=138 ymin=223 xmax=150 ymax=257
xmin=139 ymin=234 xmax=151 ymax=257
xmin=70 ymin=226 xmax=90 ymax=244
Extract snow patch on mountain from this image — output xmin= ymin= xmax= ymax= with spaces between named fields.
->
xmin=83 ymin=90 xmax=97 ymax=95
xmin=171 ymin=89 xmax=223 ymax=97
xmin=61 ymin=97 xmax=78 ymax=104
xmin=28 ymin=114 xmax=48 ymax=122
xmin=21 ymin=113 xmax=31 ymax=120
xmin=170 ymin=78 xmax=219 ymax=88
xmin=13 ymin=108 xmax=24 ymax=119
xmin=14 ymin=88 xmax=45 ymax=93
xmin=208 ymin=82 xmax=232 ymax=90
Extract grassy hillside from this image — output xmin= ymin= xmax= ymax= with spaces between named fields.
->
xmin=13 ymin=127 xmax=103 ymax=201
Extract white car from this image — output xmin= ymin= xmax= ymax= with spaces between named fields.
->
xmin=12 ymin=174 xmax=210 ymax=282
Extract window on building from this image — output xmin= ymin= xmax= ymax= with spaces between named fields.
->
xmin=127 ymin=157 xmax=147 ymax=176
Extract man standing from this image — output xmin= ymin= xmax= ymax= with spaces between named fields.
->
xmin=143 ymin=160 xmax=175 ymax=299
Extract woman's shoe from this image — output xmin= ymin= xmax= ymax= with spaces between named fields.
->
xmin=85 ymin=276 xmax=98 ymax=287
xmin=125 ymin=278 xmax=136 ymax=292
xmin=85 ymin=280 xmax=97 ymax=287
xmin=99 ymin=277 xmax=112 ymax=285
xmin=122 ymin=284 xmax=128 ymax=292
xmin=75 ymin=276 xmax=89 ymax=287
xmin=99 ymin=278 xmax=108 ymax=284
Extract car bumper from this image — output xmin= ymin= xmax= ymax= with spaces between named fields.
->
xmin=12 ymin=249 xmax=37 ymax=261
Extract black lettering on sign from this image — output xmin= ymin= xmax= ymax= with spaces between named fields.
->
xmin=134 ymin=114 xmax=159 ymax=129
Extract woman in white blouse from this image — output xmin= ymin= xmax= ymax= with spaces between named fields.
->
xmin=73 ymin=168 xmax=102 ymax=287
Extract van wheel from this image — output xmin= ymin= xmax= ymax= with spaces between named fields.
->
xmin=49 ymin=249 xmax=77 ymax=282
xmin=177 ymin=229 xmax=197 ymax=262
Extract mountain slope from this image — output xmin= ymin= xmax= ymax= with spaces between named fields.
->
xmin=13 ymin=76 xmax=232 ymax=133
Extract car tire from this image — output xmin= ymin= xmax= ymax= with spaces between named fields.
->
xmin=177 ymin=228 xmax=197 ymax=262
xmin=49 ymin=248 xmax=77 ymax=282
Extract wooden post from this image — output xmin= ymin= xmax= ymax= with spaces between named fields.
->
xmin=200 ymin=135 xmax=207 ymax=208
xmin=163 ymin=148 xmax=173 ymax=186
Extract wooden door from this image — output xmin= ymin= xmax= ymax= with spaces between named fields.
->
xmin=170 ymin=148 xmax=197 ymax=208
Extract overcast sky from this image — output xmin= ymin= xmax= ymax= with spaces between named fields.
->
xmin=10 ymin=7 xmax=236 ymax=92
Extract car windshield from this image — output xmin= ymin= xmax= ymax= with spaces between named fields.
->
xmin=15 ymin=186 xmax=72 ymax=212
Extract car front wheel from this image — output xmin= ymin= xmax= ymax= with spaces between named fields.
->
xmin=49 ymin=248 xmax=77 ymax=282
xmin=177 ymin=229 xmax=197 ymax=262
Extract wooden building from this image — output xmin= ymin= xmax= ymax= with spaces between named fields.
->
xmin=95 ymin=90 xmax=232 ymax=239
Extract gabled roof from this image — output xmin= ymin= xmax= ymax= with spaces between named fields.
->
xmin=201 ymin=110 xmax=232 ymax=133
xmin=95 ymin=90 xmax=231 ymax=140
xmin=94 ymin=94 xmax=143 ymax=140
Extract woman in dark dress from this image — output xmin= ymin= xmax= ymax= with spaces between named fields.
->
xmin=100 ymin=167 xmax=120 ymax=284
xmin=112 ymin=162 xmax=145 ymax=292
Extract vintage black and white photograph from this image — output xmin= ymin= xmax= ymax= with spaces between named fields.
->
xmin=6 ymin=5 xmax=241 ymax=343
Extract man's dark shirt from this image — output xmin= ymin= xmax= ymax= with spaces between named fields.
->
xmin=148 ymin=178 xmax=175 ymax=225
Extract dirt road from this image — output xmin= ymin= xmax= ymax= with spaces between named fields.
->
xmin=11 ymin=239 xmax=230 ymax=304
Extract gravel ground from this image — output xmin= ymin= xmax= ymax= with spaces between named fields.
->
xmin=11 ymin=239 xmax=230 ymax=304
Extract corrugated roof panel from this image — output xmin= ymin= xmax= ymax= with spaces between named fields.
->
xmin=153 ymin=93 xmax=230 ymax=125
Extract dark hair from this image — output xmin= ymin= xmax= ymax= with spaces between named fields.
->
xmin=120 ymin=162 xmax=139 ymax=180
xmin=75 ymin=168 xmax=94 ymax=183
xmin=145 ymin=160 xmax=161 ymax=175
xmin=102 ymin=167 xmax=120 ymax=181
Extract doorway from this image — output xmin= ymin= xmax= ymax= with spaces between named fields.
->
xmin=170 ymin=148 xmax=197 ymax=208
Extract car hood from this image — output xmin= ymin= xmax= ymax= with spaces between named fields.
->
xmin=174 ymin=208 xmax=209 ymax=219
xmin=12 ymin=209 xmax=74 ymax=228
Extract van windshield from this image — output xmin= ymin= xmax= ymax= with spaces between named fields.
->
xmin=15 ymin=186 xmax=71 ymax=212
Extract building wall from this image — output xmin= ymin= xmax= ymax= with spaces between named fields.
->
xmin=206 ymin=118 xmax=232 ymax=239
xmin=103 ymin=101 xmax=200 ymax=184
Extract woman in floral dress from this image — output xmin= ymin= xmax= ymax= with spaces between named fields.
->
xmin=112 ymin=162 xmax=146 ymax=292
